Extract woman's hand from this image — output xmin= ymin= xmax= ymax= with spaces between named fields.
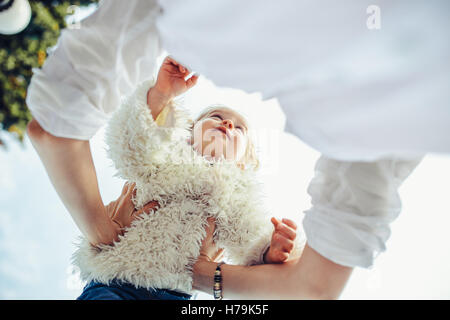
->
xmin=106 ymin=182 xmax=160 ymax=239
xmin=264 ymin=217 xmax=298 ymax=264
xmin=198 ymin=217 xmax=224 ymax=262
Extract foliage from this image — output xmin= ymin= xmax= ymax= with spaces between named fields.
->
xmin=0 ymin=0 xmax=98 ymax=146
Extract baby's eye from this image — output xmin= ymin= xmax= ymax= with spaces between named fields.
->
xmin=211 ymin=114 xmax=223 ymax=120
xmin=236 ymin=126 xmax=244 ymax=133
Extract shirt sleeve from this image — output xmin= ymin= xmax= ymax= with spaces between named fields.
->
xmin=26 ymin=0 xmax=162 ymax=140
xmin=302 ymin=156 xmax=422 ymax=268
xmin=157 ymin=1 xmax=450 ymax=161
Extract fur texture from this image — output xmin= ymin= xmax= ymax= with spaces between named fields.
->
xmin=72 ymin=79 xmax=273 ymax=294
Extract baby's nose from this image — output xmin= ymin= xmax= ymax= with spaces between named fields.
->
xmin=223 ymin=119 xmax=234 ymax=129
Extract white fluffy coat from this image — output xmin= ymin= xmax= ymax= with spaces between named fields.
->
xmin=72 ymin=80 xmax=273 ymax=294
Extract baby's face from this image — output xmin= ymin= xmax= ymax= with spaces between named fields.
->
xmin=192 ymin=107 xmax=249 ymax=162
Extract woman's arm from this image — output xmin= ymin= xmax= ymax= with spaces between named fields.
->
xmin=193 ymin=243 xmax=353 ymax=300
xmin=194 ymin=218 xmax=349 ymax=299
xmin=27 ymin=119 xmax=119 ymax=245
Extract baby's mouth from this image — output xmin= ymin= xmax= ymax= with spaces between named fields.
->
xmin=216 ymin=126 xmax=230 ymax=139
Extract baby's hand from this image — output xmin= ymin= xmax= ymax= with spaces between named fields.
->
xmin=147 ymin=56 xmax=199 ymax=120
xmin=153 ymin=56 xmax=199 ymax=101
xmin=264 ymin=217 xmax=297 ymax=264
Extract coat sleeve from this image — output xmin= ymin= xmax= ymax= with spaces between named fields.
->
xmin=26 ymin=0 xmax=162 ymax=140
xmin=104 ymin=79 xmax=188 ymax=183
xmin=217 ymin=209 xmax=274 ymax=266
xmin=212 ymin=171 xmax=276 ymax=266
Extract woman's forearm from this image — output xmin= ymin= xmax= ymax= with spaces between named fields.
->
xmin=27 ymin=119 xmax=118 ymax=245
xmin=193 ymin=244 xmax=353 ymax=300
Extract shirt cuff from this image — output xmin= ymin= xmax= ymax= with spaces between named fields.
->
xmin=302 ymin=155 xmax=422 ymax=268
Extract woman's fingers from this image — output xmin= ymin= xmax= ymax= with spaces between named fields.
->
xmin=135 ymin=200 xmax=159 ymax=217
xmin=120 ymin=181 xmax=135 ymax=200
xmin=212 ymin=248 xmax=225 ymax=262
xmin=121 ymin=181 xmax=131 ymax=194
xmin=105 ymin=200 xmax=118 ymax=220
xmin=206 ymin=216 xmax=216 ymax=227
xmin=116 ymin=182 xmax=159 ymax=223
xmin=204 ymin=217 xmax=216 ymax=240
xmin=199 ymin=217 xmax=220 ymax=262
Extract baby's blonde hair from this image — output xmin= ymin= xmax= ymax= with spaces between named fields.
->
xmin=193 ymin=105 xmax=259 ymax=170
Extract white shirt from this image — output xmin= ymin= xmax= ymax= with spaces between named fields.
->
xmin=26 ymin=0 xmax=162 ymax=140
xmin=26 ymin=0 xmax=449 ymax=268
xmin=156 ymin=0 xmax=450 ymax=161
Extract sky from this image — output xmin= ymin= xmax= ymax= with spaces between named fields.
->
xmin=1 ymin=74 xmax=450 ymax=300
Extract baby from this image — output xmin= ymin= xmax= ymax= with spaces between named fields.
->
xmin=73 ymin=56 xmax=300 ymax=300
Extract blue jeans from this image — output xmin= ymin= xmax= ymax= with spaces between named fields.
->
xmin=77 ymin=280 xmax=192 ymax=300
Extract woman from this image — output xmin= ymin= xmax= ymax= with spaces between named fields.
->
xmin=26 ymin=0 xmax=432 ymax=299
xmin=27 ymin=58 xmax=317 ymax=300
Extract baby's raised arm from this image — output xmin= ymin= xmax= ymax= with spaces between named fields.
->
xmin=105 ymin=57 xmax=198 ymax=183
xmin=105 ymin=79 xmax=163 ymax=182
xmin=148 ymin=56 xmax=198 ymax=120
